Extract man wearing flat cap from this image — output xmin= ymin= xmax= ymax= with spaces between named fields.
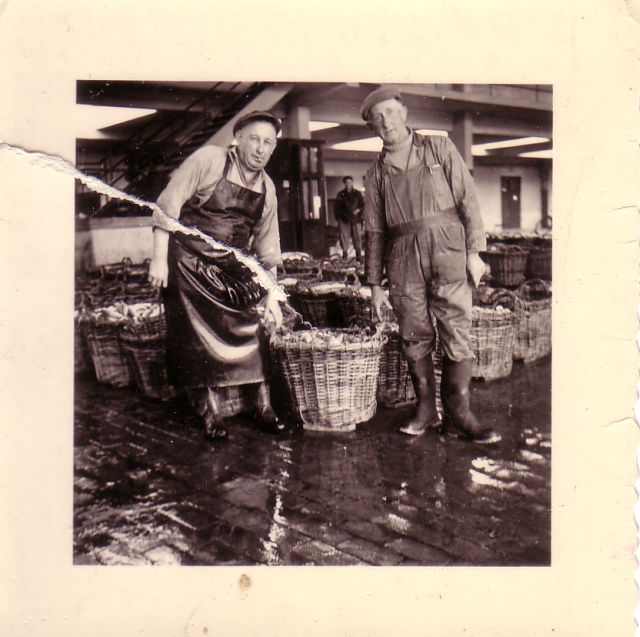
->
xmin=361 ymin=86 xmax=500 ymax=444
xmin=149 ymin=111 xmax=285 ymax=441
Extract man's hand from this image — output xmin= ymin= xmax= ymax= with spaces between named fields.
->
xmin=466 ymin=252 xmax=486 ymax=288
xmin=371 ymin=284 xmax=392 ymax=322
xmin=148 ymin=255 xmax=169 ymax=288
xmin=263 ymin=289 xmax=283 ymax=330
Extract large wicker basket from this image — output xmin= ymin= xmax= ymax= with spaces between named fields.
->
xmin=471 ymin=291 xmax=518 ymax=381
xmin=270 ymin=327 xmax=386 ymax=431
xmin=280 ymin=255 xmax=322 ymax=281
xmin=119 ymin=305 xmax=173 ymax=399
xmin=526 ymin=244 xmax=552 ymax=280
xmin=289 ymin=280 xmax=347 ymax=328
xmin=513 ymin=279 xmax=552 ymax=363
xmin=83 ymin=316 xmax=133 ymax=387
xmin=484 ymin=243 xmax=530 ymax=288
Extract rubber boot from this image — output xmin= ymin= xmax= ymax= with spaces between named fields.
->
xmin=187 ymin=387 xmax=228 ymax=442
xmin=440 ymin=358 xmax=501 ymax=445
xmin=249 ymin=382 xmax=286 ymax=434
xmin=398 ymin=345 xmax=441 ymax=436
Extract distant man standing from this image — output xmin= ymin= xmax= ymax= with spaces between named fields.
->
xmin=360 ymin=86 xmax=500 ymax=444
xmin=334 ymin=176 xmax=365 ymax=260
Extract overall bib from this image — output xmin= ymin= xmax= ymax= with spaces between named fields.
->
xmin=163 ymin=156 xmax=268 ymax=389
xmin=382 ymin=140 xmax=473 ymax=362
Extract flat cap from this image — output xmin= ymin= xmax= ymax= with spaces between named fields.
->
xmin=360 ymin=86 xmax=404 ymax=121
xmin=233 ymin=111 xmax=282 ymax=135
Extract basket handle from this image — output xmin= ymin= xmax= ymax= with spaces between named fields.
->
xmin=517 ymin=278 xmax=551 ymax=298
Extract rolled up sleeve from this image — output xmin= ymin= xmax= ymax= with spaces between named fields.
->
xmin=251 ymin=179 xmax=282 ymax=270
xmin=154 ymin=146 xmax=222 ymax=231
xmin=435 ymin=137 xmax=486 ymax=253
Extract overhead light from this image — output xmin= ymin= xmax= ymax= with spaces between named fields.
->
xmin=309 ymin=121 xmax=340 ymax=132
xmin=331 ymin=137 xmax=383 ymax=152
xmin=519 ymin=150 xmax=553 ymax=159
xmin=75 ymin=105 xmax=157 ymax=139
xmin=471 ymin=136 xmax=550 ymax=156
xmin=415 ymin=129 xmax=449 ymax=137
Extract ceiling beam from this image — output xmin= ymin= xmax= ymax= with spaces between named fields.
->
xmin=394 ymin=83 xmax=552 ymax=112
xmin=207 ymin=84 xmax=295 ymax=147
xmin=287 ymin=83 xmax=358 ymax=107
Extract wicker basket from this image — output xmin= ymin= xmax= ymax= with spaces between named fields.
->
xmin=377 ymin=327 xmax=415 ymax=408
xmin=83 ymin=318 xmax=133 ymax=387
xmin=120 ymin=305 xmax=173 ymax=399
xmin=376 ymin=321 xmax=443 ymax=413
xmin=526 ymin=244 xmax=552 ymax=280
xmin=513 ymin=279 xmax=552 ymax=363
xmin=270 ymin=327 xmax=386 ymax=431
xmin=470 ymin=291 xmax=518 ymax=381
xmin=336 ymin=285 xmax=395 ymax=326
xmin=74 ymin=312 xmax=92 ymax=375
xmin=484 ymin=243 xmax=530 ymax=288
xmin=290 ymin=281 xmax=347 ymax=328
xmin=280 ymin=256 xmax=322 ymax=281
xmin=321 ymin=258 xmax=362 ymax=283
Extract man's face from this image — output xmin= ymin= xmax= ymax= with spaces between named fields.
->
xmin=367 ymin=98 xmax=408 ymax=146
xmin=234 ymin=121 xmax=278 ymax=171
xmin=344 ymin=178 xmax=354 ymax=190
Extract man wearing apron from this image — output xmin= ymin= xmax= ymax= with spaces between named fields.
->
xmin=360 ymin=87 xmax=500 ymax=445
xmin=148 ymin=111 xmax=284 ymax=441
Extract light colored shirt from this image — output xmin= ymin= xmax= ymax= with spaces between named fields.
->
xmin=154 ymin=145 xmax=282 ymax=269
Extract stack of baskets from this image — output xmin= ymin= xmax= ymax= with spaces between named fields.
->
xmin=470 ymin=289 xmax=519 ymax=381
xmin=513 ymin=279 xmax=552 ymax=363
xmin=484 ymin=243 xmax=530 ymax=288
xmin=270 ymin=326 xmax=386 ymax=431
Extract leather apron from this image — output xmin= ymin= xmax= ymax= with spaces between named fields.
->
xmin=163 ymin=155 xmax=268 ymax=388
xmin=382 ymin=139 xmax=473 ymax=361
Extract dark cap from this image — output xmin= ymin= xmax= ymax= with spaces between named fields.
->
xmin=360 ymin=86 xmax=404 ymax=121
xmin=232 ymin=111 xmax=282 ymax=136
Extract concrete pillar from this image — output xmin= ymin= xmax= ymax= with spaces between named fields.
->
xmin=284 ymin=105 xmax=311 ymax=140
xmin=451 ymin=110 xmax=474 ymax=171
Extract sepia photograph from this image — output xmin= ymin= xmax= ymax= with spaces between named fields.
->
xmin=2 ymin=2 xmax=637 ymax=635
xmin=73 ymin=81 xmax=553 ymax=567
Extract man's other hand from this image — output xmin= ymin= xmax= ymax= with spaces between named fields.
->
xmin=466 ymin=253 xmax=486 ymax=288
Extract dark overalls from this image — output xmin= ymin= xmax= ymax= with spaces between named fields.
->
xmin=376 ymin=139 xmax=474 ymax=363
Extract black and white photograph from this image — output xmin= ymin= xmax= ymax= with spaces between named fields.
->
xmin=73 ymin=81 xmax=553 ymax=567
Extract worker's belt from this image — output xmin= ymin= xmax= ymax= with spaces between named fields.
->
xmin=387 ymin=209 xmax=459 ymax=241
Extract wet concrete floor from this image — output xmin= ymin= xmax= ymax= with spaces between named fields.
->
xmin=74 ymin=357 xmax=551 ymax=566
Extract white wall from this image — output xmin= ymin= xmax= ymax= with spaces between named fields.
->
xmin=87 ymin=217 xmax=154 ymax=267
xmin=473 ymin=164 xmax=550 ymax=232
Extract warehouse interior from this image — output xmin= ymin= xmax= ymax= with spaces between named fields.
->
xmin=73 ymin=82 xmax=552 ymax=567
xmin=75 ymin=81 xmax=552 ymax=266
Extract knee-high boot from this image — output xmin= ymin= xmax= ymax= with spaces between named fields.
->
xmin=398 ymin=343 xmax=441 ymax=436
xmin=440 ymin=358 xmax=501 ymax=444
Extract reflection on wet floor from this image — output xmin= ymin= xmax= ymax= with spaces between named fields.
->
xmin=74 ymin=356 xmax=551 ymax=566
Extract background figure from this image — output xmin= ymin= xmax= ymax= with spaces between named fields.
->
xmin=334 ymin=176 xmax=365 ymax=260
xmin=148 ymin=111 xmax=285 ymax=441
xmin=361 ymin=86 xmax=500 ymax=445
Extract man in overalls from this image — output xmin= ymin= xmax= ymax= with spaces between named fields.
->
xmin=148 ymin=111 xmax=285 ymax=441
xmin=361 ymin=87 xmax=500 ymax=444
